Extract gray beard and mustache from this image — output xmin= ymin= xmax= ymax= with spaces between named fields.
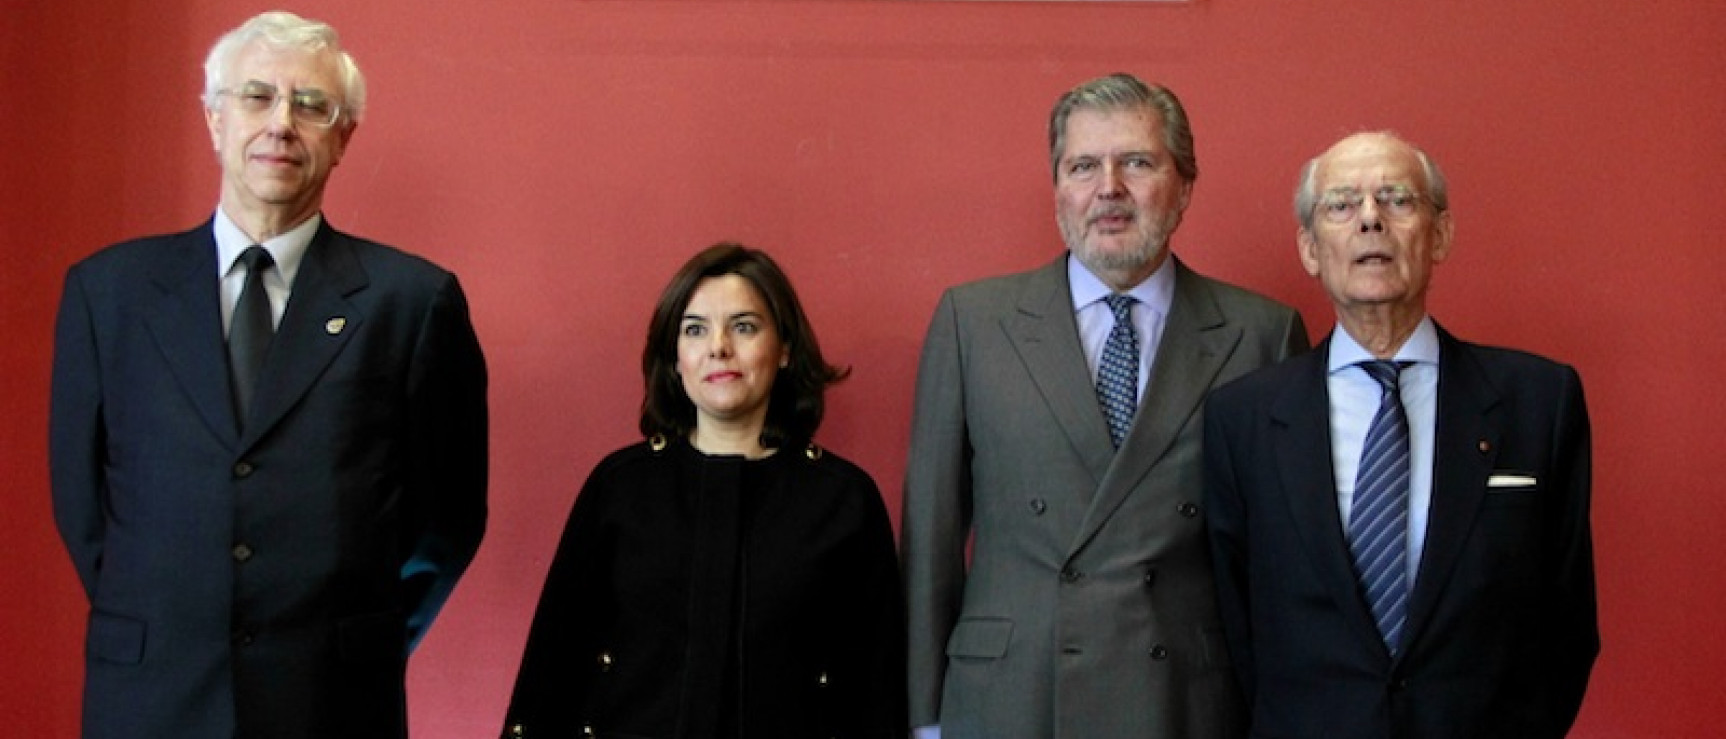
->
xmin=1059 ymin=205 xmax=1181 ymax=274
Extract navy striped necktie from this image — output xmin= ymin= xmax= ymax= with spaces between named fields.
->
xmin=1350 ymin=359 xmax=1414 ymax=654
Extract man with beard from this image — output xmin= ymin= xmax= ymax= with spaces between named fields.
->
xmin=901 ymin=73 xmax=1308 ymax=739
xmin=1203 ymin=132 xmax=1597 ymax=737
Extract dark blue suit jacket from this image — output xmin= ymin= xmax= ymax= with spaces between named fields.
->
xmin=50 ymin=220 xmax=488 ymax=739
xmin=1203 ymin=325 xmax=1597 ymax=739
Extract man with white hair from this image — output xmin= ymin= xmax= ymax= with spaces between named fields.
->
xmin=1203 ymin=131 xmax=1597 ymax=737
xmin=49 ymin=11 xmax=488 ymax=737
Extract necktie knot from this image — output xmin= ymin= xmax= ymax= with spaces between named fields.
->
xmin=1103 ymin=293 xmax=1135 ymax=321
xmin=239 ymin=245 xmax=275 ymax=273
xmin=1359 ymin=360 xmax=1411 ymax=394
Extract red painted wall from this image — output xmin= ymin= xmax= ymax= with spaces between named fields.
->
xmin=5 ymin=1 xmax=1723 ymax=735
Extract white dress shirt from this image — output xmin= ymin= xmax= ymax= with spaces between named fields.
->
xmin=214 ymin=209 xmax=319 ymax=334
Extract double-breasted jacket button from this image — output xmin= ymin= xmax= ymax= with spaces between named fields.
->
xmin=597 ymin=651 xmax=614 ymax=672
xmin=1149 ymin=644 xmax=1169 ymax=661
xmin=231 ymin=543 xmax=253 ymax=562
xmin=1176 ymin=501 xmax=1199 ymax=518
xmin=233 ymin=461 xmax=255 ymax=478
xmin=1142 ymin=569 xmax=1157 ymax=588
xmin=1028 ymin=498 xmax=1048 ymax=515
xmin=1059 ymin=567 xmax=1084 ymax=583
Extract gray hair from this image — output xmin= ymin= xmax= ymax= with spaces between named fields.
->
xmin=1294 ymin=132 xmax=1448 ymax=229
xmin=1048 ymin=73 xmax=1197 ymax=183
xmin=202 ymin=11 xmax=366 ymax=124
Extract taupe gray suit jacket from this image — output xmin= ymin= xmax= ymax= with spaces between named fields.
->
xmin=902 ymin=254 xmax=1307 ymax=739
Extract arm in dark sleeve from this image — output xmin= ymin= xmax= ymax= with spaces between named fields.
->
xmin=502 ymin=467 xmax=612 ymax=738
xmin=1203 ymin=390 xmax=1257 ymax=705
xmin=49 ymin=266 xmax=106 ymax=599
xmin=1537 ymin=365 xmax=1599 ymax=734
xmin=400 ymin=272 xmax=489 ymax=648
xmin=839 ymin=472 xmax=910 ymax=738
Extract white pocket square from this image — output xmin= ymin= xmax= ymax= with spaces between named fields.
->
xmin=1487 ymin=474 xmax=1538 ymax=488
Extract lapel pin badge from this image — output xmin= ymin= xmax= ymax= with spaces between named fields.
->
xmin=1477 ymin=439 xmax=1492 ymax=453
xmin=325 ymin=317 xmax=347 ymax=335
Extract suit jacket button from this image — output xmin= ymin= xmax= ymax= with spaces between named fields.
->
xmin=1176 ymin=502 xmax=1199 ymax=518
xmin=231 ymin=543 xmax=253 ymax=562
xmin=233 ymin=461 xmax=254 ymax=478
xmin=1028 ymin=498 xmax=1047 ymax=515
xmin=1059 ymin=567 xmax=1083 ymax=583
xmin=1149 ymin=644 xmax=1169 ymax=660
xmin=597 ymin=651 xmax=614 ymax=671
xmin=1142 ymin=569 xmax=1157 ymax=588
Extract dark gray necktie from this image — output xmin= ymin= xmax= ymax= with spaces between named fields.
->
xmin=228 ymin=246 xmax=275 ymax=428
xmin=1350 ymin=360 xmax=1414 ymax=654
xmin=1096 ymin=294 xmax=1139 ymax=448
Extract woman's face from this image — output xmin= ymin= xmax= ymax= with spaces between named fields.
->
xmin=676 ymin=274 xmax=788 ymax=435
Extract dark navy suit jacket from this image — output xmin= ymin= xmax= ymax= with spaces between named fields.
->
xmin=1203 ymin=325 xmax=1597 ymax=739
xmin=50 ymin=219 xmax=488 ymax=739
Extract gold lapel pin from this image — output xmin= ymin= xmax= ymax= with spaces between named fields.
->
xmin=325 ymin=317 xmax=347 ymax=335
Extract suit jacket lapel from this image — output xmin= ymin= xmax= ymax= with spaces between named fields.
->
xmin=240 ymin=223 xmax=366 ymax=449
xmin=1270 ymin=337 xmax=1391 ymax=658
xmin=141 ymin=222 xmax=240 ymax=445
xmin=1402 ymin=326 xmax=1500 ymax=654
xmin=1002 ymin=256 xmax=1116 ymax=491
xmin=1073 ymin=259 xmax=1241 ymax=553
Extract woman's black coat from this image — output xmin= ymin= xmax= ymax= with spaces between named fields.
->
xmin=503 ymin=437 xmax=907 ymax=738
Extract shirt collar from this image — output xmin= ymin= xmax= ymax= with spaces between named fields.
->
xmin=1327 ymin=315 xmax=1440 ymax=373
xmin=213 ymin=208 xmax=320 ymax=287
xmin=1067 ymin=253 xmax=1177 ymax=316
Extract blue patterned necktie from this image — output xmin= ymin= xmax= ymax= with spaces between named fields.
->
xmin=1350 ymin=360 xmax=1414 ymax=654
xmin=228 ymin=246 xmax=276 ymax=429
xmin=1096 ymin=294 xmax=1139 ymax=449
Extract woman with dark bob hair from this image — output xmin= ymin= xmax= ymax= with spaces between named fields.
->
xmin=503 ymin=243 xmax=907 ymax=739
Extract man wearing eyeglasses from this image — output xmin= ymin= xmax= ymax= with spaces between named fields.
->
xmin=1202 ymin=132 xmax=1598 ymax=737
xmin=49 ymin=11 xmax=487 ymax=738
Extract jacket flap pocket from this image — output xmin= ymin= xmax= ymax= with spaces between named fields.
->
xmin=946 ymin=618 xmax=1013 ymax=659
xmin=89 ymin=609 xmax=146 ymax=665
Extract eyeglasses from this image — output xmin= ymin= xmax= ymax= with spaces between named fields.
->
xmin=1314 ymin=185 xmax=1428 ymax=224
xmin=217 ymin=82 xmax=343 ymax=127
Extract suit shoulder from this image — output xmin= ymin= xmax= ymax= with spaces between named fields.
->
xmin=940 ymin=268 xmax=1028 ymax=304
xmin=1210 ymin=351 xmax=1313 ymax=406
xmin=331 ymin=230 xmax=460 ymax=284
xmin=799 ymin=445 xmax=881 ymax=492
xmin=69 ymin=226 xmax=207 ymax=276
xmin=1449 ymin=338 xmax=1584 ymax=395
xmin=1180 ymin=266 xmax=1301 ymax=322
